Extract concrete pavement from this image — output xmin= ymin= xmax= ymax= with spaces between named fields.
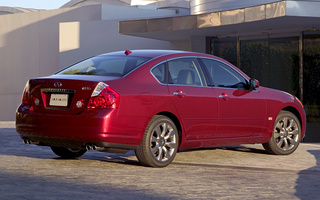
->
xmin=1 ymin=121 xmax=320 ymax=200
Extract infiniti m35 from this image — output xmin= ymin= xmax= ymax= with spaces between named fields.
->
xmin=16 ymin=50 xmax=306 ymax=167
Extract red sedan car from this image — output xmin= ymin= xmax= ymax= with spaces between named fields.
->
xmin=16 ymin=50 xmax=306 ymax=167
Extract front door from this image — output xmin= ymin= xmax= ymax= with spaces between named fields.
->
xmin=200 ymin=58 xmax=267 ymax=138
xmin=214 ymin=88 xmax=266 ymax=138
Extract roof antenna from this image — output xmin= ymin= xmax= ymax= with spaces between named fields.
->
xmin=125 ymin=50 xmax=132 ymax=56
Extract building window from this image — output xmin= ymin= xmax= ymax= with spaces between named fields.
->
xmin=240 ymin=38 xmax=269 ymax=89
xmin=210 ymin=36 xmax=299 ymax=97
xmin=209 ymin=33 xmax=320 ymax=142
xmin=210 ymin=37 xmax=237 ymax=66
xmin=303 ymin=31 xmax=320 ymax=124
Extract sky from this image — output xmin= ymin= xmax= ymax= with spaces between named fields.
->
xmin=0 ymin=0 xmax=71 ymax=10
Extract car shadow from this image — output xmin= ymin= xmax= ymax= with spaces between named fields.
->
xmin=0 ymin=127 xmax=140 ymax=165
xmin=51 ymin=151 xmax=142 ymax=166
xmin=83 ymin=150 xmax=143 ymax=166
xmin=179 ymin=145 xmax=269 ymax=155
xmin=295 ymin=149 xmax=320 ymax=199
xmin=0 ymin=127 xmax=279 ymax=168
xmin=220 ymin=146 xmax=270 ymax=154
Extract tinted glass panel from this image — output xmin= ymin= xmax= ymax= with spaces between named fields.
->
xmin=201 ymin=58 xmax=247 ymax=89
xmin=240 ymin=38 xmax=269 ymax=86
xmin=57 ymin=56 xmax=150 ymax=77
xmin=210 ymin=37 xmax=237 ymax=66
xmin=239 ymin=37 xmax=299 ymax=95
xmin=269 ymin=37 xmax=299 ymax=97
xmin=168 ymin=58 xmax=205 ymax=86
xmin=303 ymin=31 xmax=320 ymax=123
xmin=151 ymin=63 xmax=166 ymax=84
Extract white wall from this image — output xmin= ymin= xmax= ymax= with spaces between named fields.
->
xmin=0 ymin=4 xmax=189 ymax=120
xmin=59 ymin=4 xmax=189 ymax=68
xmin=59 ymin=21 xmax=187 ymax=68
xmin=0 ymin=5 xmax=100 ymax=121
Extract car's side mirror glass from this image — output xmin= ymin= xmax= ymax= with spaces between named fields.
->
xmin=249 ymin=79 xmax=259 ymax=90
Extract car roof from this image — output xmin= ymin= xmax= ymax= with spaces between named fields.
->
xmin=99 ymin=50 xmax=196 ymax=59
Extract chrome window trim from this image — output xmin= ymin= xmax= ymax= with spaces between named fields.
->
xmin=149 ymin=55 xmax=260 ymax=91
xmin=197 ymin=56 xmax=249 ymax=82
xmin=150 ymin=60 xmax=167 ymax=85
xmin=197 ymin=56 xmax=260 ymax=92
xmin=150 ymin=56 xmax=209 ymax=87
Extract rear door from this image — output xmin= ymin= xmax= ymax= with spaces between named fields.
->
xmin=166 ymin=58 xmax=218 ymax=140
xmin=200 ymin=58 xmax=267 ymax=138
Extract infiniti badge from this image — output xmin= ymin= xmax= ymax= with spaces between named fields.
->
xmin=54 ymin=82 xmax=62 ymax=87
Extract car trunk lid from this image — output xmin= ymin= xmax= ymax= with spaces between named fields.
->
xmin=24 ymin=75 xmax=118 ymax=115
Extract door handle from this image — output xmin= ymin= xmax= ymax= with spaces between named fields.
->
xmin=173 ymin=90 xmax=186 ymax=98
xmin=219 ymin=93 xmax=229 ymax=101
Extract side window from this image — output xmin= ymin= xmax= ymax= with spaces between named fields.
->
xmin=201 ymin=58 xmax=248 ymax=89
xmin=151 ymin=63 xmax=166 ymax=84
xmin=168 ymin=58 xmax=205 ymax=86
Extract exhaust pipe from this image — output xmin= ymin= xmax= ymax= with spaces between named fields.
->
xmin=23 ymin=138 xmax=39 ymax=145
xmin=85 ymin=143 xmax=109 ymax=151
xmin=23 ymin=139 xmax=31 ymax=144
xmin=85 ymin=143 xmax=98 ymax=151
xmin=85 ymin=143 xmax=129 ymax=153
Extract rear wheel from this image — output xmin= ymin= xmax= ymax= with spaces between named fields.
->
xmin=135 ymin=115 xmax=179 ymax=167
xmin=51 ymin=146 xmax=86 ymax=158
xmin=263 ymin=111 xmax=301 ymax=155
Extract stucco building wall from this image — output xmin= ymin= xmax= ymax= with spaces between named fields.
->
xmin=0 ymin=4 xmax=187 ymax=120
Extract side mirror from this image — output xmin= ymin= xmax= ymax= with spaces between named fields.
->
xmin=249 ymin=79 xmax=259 ymax=90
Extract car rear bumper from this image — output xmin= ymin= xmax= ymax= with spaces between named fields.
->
xmin=16 ymin=105 xmax=146 ymax=149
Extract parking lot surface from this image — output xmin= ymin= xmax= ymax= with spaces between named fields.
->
xmin=1 ymin=121 xmax=320 ymax=200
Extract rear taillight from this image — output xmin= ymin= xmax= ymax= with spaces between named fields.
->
xmin=21 ymin=81 xmax=39 ymax=112
xmin=87 ymin=82 xmax=120 ymax=109
xmin=22 ymin=81 xmax=31 ymax=104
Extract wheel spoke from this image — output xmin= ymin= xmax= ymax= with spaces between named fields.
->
xmin=151 ymin=135 xmax=157 ymax=143
xmin=165 ymin=141 xmax=176 ymax=149
xmin=289 ymin=129 xmax=299 ymax=137
xmin=162 ymin=146 xmax=170 ymax=160
xmin=283 ymin=138 xmax=289 ymax=150
xmin=154 ymin=126 xmax=162 ymax=138
xmin=282 ymin=117 xmax=288 ymax=128
xmin=287 ymin=119 xmax=295 ymax=129
xmin=164 ymin=129 xmax=174 ymax=140
xmin=287 ymin=136 xmax=297 ymax=146
xmin=151 ymin=143 xmax=160 ymax=154
xmin=275 ymin=123 xmax=283 ymax=130
xmin=156 ymin=146 xmax=163 ymax=161
xmin=277 ymin=137 xmax=284 ymax=148
xmin=161 ymin=123 xmax=168 ymax=137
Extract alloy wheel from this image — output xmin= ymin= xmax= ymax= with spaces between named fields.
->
xmin=149 ymin=122 xmax=177 ymax=162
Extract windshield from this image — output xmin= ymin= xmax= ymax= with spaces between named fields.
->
xmin=57 ymin=55 xmax=151 ymax=77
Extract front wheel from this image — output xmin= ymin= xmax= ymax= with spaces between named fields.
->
xmin=263 ymin=111 xmax=301 ymax=155
xmin=135 ymin=115 xmax=179 ymax=167
xmin=51 ymin=146 xmax=87 ymax=158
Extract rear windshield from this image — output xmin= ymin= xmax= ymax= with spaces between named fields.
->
xmin=57 ymin=55 xmax=151 ymax=77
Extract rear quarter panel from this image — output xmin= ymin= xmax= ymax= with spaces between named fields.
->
xmin=107 ymin=60 xmax=181 ymax=142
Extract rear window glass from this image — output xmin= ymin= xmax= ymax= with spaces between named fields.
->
xmin=57 ymin=55 xmax=150 ymax=77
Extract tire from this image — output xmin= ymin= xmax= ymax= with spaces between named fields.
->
xmin=135 ymin=115 xmax=179 ymax=167
xmin=263 ymin=111 xmax=301 ymax=155
xmin=51 ymin=146 xmax=86 ymax=158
